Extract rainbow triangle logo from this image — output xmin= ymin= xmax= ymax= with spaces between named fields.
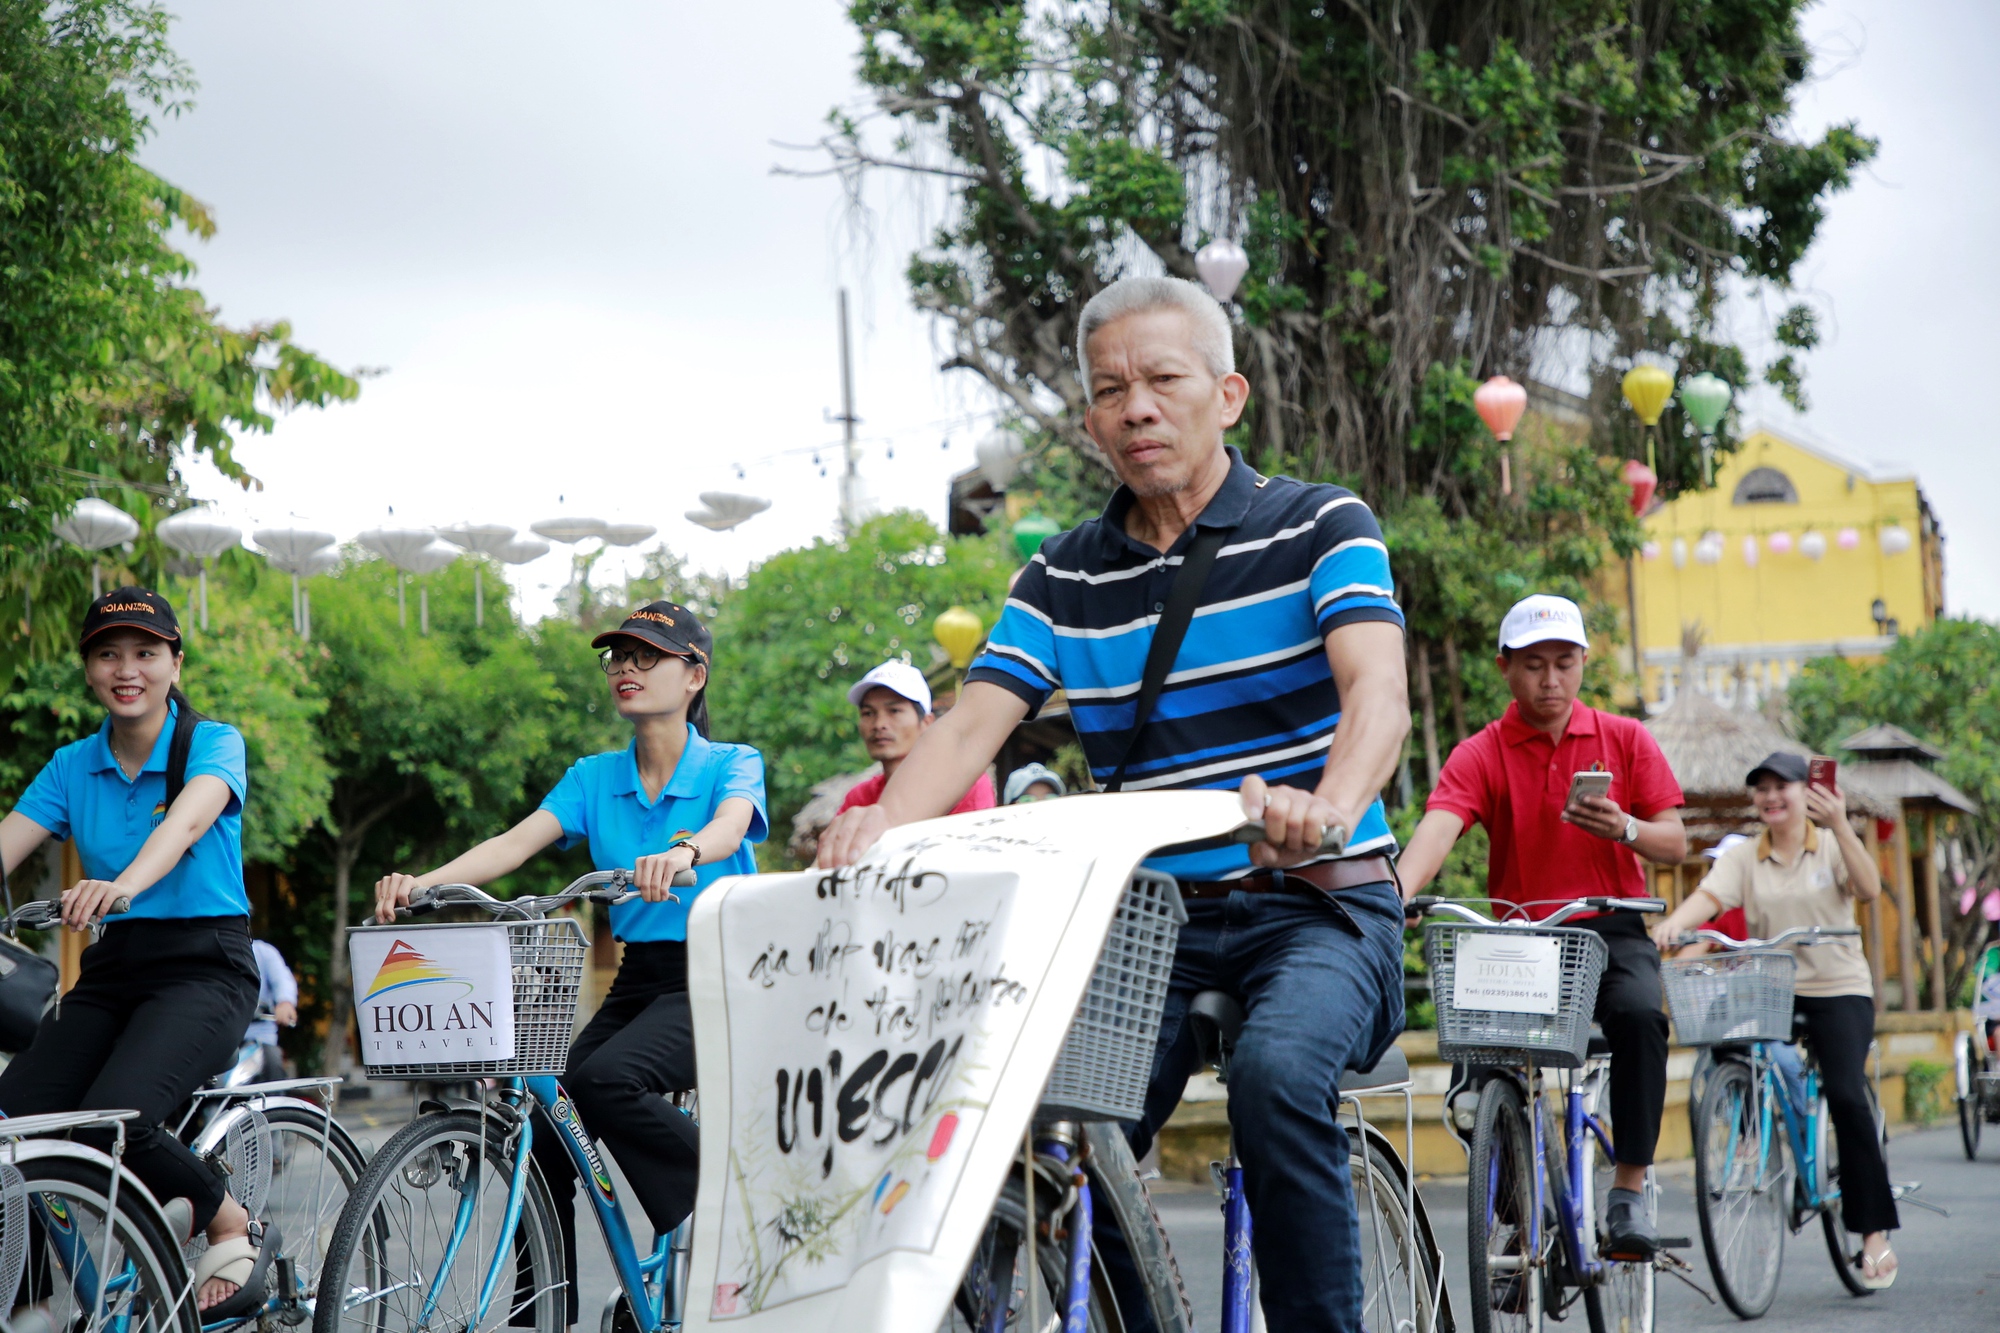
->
xmin=361 ymin=939 xmax=469 ymax=1003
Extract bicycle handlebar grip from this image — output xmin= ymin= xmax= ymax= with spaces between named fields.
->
xmin=671 ymin=869 xmax=697 ymax=888
xmin=1231 ymin=819 xmax=1350 ymax=855
xmin=106 ymin=896 xmax=131 ymax=915
xmin=1407 ymin=894 xmax=1443 ymax=911
xmin=405 ymin=889 xmax=443 ymax=915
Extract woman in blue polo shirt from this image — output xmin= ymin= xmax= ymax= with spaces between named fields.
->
xmin=374 ymin=601 xmax=765 ymax=1323
xmin=0 ymin=588 xmax=272 ymax=1317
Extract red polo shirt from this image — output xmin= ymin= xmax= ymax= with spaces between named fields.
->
xmin=1427 ymin=702 xmax=1683 ymax=918
xmin=838 ymin=770 xmax=997 ymax=816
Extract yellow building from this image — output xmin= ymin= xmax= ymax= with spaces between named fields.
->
xmin=1624 ymin=425 xmax=1944 ymax=709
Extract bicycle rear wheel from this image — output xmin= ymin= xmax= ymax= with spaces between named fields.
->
xmin=313 ymin=1110 xmax=563 ymax=1333
xmin=1351 ymin=1130 xmax=1440 ymax=1333
xmin=1691 ymin=1057 xmax=1786 ymax=1318
xmin=1467 ymin=1078 xmax=1541 ymax=1333
xmin=1817 ymin=1083 xmax=1884 ymax=1298
xmin=193 ymin=1102 xmax=364 ymax=1315
xmin=1583 ymin=1133 xmax=1654 ymax=1333
xmin=8 ymin=1153 xmax=197 ymax=1333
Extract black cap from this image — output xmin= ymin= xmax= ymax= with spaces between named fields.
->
xmin=80 ymin=586 xmax=181 ymax=648
xmin=1745 ymin=751 xmax=1809 ymax=786
xmin=591 ymin=601 xmax=711 ymax=666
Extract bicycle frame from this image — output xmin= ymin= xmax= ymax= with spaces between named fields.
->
xmin=404 ymin=1078 xmax=688 ymax=1333
xmin=1720 ymin=1042 xmax=1832 ymax=1217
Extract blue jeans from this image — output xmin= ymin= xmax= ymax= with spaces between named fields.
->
xmin=1098 ymin=881 xmax=1407 ymax=1332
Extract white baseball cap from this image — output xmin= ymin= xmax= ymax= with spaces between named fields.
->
xmin=1497 ymin=594 xmax=1590 ymax=652
xmin=847 ymin=659 xmax=933 ymax=715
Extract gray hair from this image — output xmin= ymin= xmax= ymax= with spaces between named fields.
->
xmin=1076 ymin=275 xmax=1234 ymax=392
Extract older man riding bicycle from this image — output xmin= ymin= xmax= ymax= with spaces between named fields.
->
xmin=817 ymin=274 xmax=1410 ymax=1332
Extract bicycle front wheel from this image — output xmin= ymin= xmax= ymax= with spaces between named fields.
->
xmin=195 ymin=1102 xmax=365 ymax=1314
xmin=7 ymin=1152 xmax=197 ymax=1333
xmin=1692 ymin=1057 xmax=1786 ymax=1318
xmin=313 ymin=1110 xmax=563 ymax=1333
xmin=1467 ymin=1078 xmax=1541 ymax=1333
xmin=941 ymin=1156 xmax=1115 ymax=1333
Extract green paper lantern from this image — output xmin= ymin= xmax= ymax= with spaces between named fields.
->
xmin=1012 ymin=513 xmax=1061 ymax=561
xmin=1679 ymin=372 xmax=1732 ymax=435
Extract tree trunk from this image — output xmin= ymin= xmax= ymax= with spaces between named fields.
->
xmin=1440 ymin=637 xmax=1469 ymax=745
xmin=324 ymin=833 xmax=362 ymax=1075
xmin=1414 ymin=638 xmax=1441 ymax=788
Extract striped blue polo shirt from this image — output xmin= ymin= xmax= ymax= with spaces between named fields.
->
xmin=968 ymin=447 xmax=1404 ymax=880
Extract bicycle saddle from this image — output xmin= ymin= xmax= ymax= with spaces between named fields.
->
xmin=1587 ymin=1025 xmax=1613 ymax=1057
xmin=1188 ymin=989 xmax=1245 ymax=1068
xmin=1340 ymin=1046 xmax=1410 ymax=1094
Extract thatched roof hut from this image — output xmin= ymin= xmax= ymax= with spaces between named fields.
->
xmin=1839 ymin=724 xmax=1977 ymax=815
xmin=1645 ymin=689 xmax=1896 ymax=840
xmin=786 ymin=766 xmax=878 ymax=863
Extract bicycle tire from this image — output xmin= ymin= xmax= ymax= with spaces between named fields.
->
xmin=1691 ymin=1058 xmax=1785 ymax=1318
xmin=1960 ymin=1090 xmax=1982 ymax=1160
xmin=10 ymin=1152 xmax=198 ymax=1333
xmin=1351 ymin=1130 xmax=1443 ymax=1333
xmin=313 ymin=1110 xmax=564 ymax=1333
xmin=1817 ymin=1082 xmax=1883 ymax=1299
xmin=1079 ymin=1123 xmax=1193 ymax=1333
xmin=1581 ymin=1128 xmax=1654 ymax=1333
xmin=940 ymin=1157 xmax=1115 ymax=1333
xmin=1467 ymin=1079 xmax=1541 ymax=1333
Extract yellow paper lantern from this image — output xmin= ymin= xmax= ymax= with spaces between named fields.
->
xmin=933 ymin=606 xmax=984 ymax=669
xmin=1620 ymin=363 xmax=1674 ymax=426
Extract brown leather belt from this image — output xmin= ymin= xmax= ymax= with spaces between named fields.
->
xmin=1180 ymin=855 xmax=1396 ymax=901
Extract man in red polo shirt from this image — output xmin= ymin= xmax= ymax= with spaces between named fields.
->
xmin=1399 ymin=594 xmax=1686 ymax=1255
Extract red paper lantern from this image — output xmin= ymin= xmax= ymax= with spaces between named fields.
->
xmin=1622 ymin=459 xmax=1657 ymax=516
xmin=1474 ymin=375 xmax=1529 ymax=495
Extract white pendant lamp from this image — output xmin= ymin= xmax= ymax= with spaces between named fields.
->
xmin=440 ymin=524 xmax=517 ymax=627
xmin=1194 ymin=239 xmax=1250 ymax=301
xmin=975 ymin=430 xmax=1026 ymax=492
xmin=157 ymin=508 xmax=242 ymax=631
xmin=531 ymin=516 xmax=609 ymax=544
xmin=55 ymin=498 xmax=140 ymax=598
xmin=684 ymin=492 xmax=771 ymax=532
xmin=599 ymin=522 xmax=658 ymax=548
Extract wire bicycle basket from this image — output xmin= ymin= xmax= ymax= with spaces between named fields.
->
xmin=1424 ymin=922 xmax=1608 ymax=1069
xmin=1663 ymin=950 xmax=1797 ymax=1046
xmin=347 ymin=917 xmax=588 ymax=1078
xmin=1040 ymin=870 xmax=1188 ymax=1121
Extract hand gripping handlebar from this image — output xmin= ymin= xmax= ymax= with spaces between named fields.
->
xmin=398 ymin=867 xmax=697 ymax=920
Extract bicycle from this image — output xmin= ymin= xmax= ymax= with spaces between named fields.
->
xmin=0 ymin=898 xmax=366 ymax=1333
xmin=1952 ymin=939 xmax=2000 ymax=1160
xmin=1415 ymin=894 xmax=1685 ymax=1333
xmin=314 ymin=869 xmax=689 ymax=1333
xmin=1665 ymin=923 xmax=1905 ymax=1315
xmin=943 ymin=828 xmax=1448 ymax=1333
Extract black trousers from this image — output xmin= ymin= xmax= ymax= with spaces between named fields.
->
xmin=1579 ymin=913 xmax=1670 ymax=1167
xmin=1795 ymin=993 xmax=1899 ymax=1234
xmin=0 ymin=917 xmax=258 ymax=1229
xmin=530 ymin=942 xmax=698 ymax=1325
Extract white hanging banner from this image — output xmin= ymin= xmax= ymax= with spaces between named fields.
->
xmin=348 ymin=924 xmax=517 ymax=1066
xmin=1451 ymin=932 xmax=1562 ymax=1016
xmin=681 ymin=791 xmax=1247 ymax=1333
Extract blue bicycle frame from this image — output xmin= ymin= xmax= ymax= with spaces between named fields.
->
xmin=1486 ymin=1067 xmax=1622 ymax=1304
xmin=1734 ymin=1044 xmax=1829 ymax=1214
xmin=407 ymin=1078 xmax=690 ymax=1333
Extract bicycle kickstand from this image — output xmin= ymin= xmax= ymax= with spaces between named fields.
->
xmin=1891 ymin=1181 xmax=1950 ymax=1217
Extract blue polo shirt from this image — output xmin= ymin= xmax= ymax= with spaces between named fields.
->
xmin=969 ymin=447 xmax=1404 ymax=880
xmin=539 ymin=726 xmax=768 ymax=942
xmin=12 ymin=702 xmax=249 ymax=919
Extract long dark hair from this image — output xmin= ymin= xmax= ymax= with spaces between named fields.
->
xmin=689 ymin=687 xmax=711 ymax=739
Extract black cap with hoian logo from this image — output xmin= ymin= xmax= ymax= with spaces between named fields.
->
xmin=80 ymin=587 xmax=181 ymax=648
xmin=591 ymin=601 xmax=711 ymax=666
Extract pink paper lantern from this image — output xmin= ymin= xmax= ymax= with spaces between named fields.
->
xmin=1836 ymin=527 xmax=1860 ymax=550
xmin=1767 ymin=532 xmax=1793 ymax=555
xmin=1641 ymin=541 xmax=1661 ymax=561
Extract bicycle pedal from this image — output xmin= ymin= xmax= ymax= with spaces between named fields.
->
xmin=1653 ymin=1236 xmax=1691 ymax=1250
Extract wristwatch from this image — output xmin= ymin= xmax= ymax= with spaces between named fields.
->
xmin=1620 ymin=815 xmax=1640 ymax=845
xmin=672 ymin=838 xmax=703 ymax=867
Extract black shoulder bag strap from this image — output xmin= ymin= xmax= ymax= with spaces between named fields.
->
xmin=164 ymin=694 xmax=203 ymax=810
xmin=1102 ymin=525 xmax=1229 ymax=793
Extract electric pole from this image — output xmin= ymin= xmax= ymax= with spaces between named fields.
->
xmin=835 ymin=288 xmax=861 ymax=537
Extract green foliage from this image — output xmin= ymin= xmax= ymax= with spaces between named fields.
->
xmin=1903 ymin=1057 xmax=1948 ymax=1126
xmin=1787 ymin=618 xmax=2000 ymax=1003
xmin=0 ymin=0 xmax=358 ymax=651
xmin=705 ymin=513 xmax=1014 ymax=853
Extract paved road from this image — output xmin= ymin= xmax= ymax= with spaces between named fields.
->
xmin=339 ymin=1094 xmax=1997 ymax=1331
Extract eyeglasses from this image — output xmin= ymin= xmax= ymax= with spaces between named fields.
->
xmin=600 ymin=646 xmax=676 ymax=674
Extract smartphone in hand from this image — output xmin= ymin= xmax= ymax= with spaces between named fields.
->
xmin=1808 ymin=755 xmax=1837 ymax=792
xmin=1567 ymin=770 xmax=1613 ymax=808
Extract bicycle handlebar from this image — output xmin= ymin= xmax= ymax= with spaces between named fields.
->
xmin=1408 ymin=895 xmax=1667 ymax=927
xmin=397 ymin=867 xmax=694 ymax=920
xmin=2 ymin=895 xmax=132 ymax=932
xmin=1671 ymin=924 xmax=1860 ymax=951
xmin=1229 ymin=819 xmax=1348 ymax=856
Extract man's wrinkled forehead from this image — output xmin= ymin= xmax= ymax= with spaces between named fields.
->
xmin=1085 ymin=308 xmax=1212 ymax=389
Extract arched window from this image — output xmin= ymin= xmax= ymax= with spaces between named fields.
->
xmin=1732 ymin=467 xmax=1798 ymax=505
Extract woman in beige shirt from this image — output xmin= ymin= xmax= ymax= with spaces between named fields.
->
xmin=1652 ymin=751 xmax=1898 ymax=1288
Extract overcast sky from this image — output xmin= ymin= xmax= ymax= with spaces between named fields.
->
xmin=147 ymin=1 xmax=2000 ymax=620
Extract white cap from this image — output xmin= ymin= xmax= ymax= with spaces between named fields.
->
xmin=1497 ymin=594 xmax=1590 ymax=652
xmin=847 ymin=660 xmax=933 ymax=715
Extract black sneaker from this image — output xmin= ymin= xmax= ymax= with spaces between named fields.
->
xmin=1603 ymin=1188 xmax=1659 ymax=1260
